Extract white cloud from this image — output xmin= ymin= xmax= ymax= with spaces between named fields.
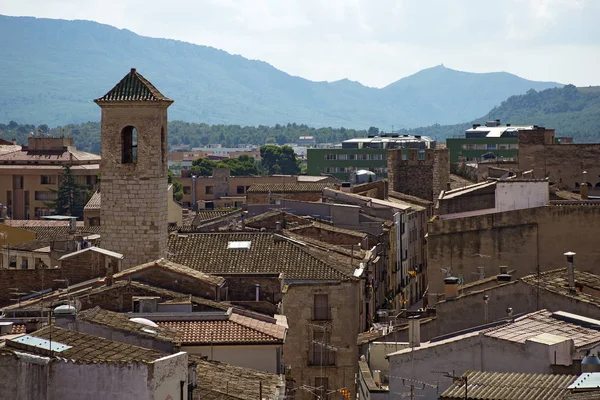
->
xmin=1 ymin=0 xmax=599 ymax=87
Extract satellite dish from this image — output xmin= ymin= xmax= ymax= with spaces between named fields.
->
xmin=129 ymin=317 xmax=159 ymax=328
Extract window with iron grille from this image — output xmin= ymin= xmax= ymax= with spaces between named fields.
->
xmin=311 ymin=331 xmax=335 ymax=366
xmin=313 ymin=294 xmax=330 ymax=320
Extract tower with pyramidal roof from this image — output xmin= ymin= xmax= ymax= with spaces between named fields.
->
xmin=95 ymin=68 xmax=173 ymax=268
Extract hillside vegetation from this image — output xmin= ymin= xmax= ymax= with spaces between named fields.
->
xmin=405 ymin=85 xmax=600 ymax=142
xmin=0 ymin=15 xmax=559 ymax=129
xmin=2 ymin=85 xmax=599 ymax=151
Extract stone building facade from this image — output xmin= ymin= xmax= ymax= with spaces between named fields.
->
xmin=427 ymin=203 xmax=600 ymax=296
xmin=95 ymin=68 xmax=173 ymax=269
xmin=387 ymin=148 xmax=450 ymax=201
xmin=282 ymin=280 xmax=360 ymax=400
xmin=518 ymin=128 xmax=600 ymax=191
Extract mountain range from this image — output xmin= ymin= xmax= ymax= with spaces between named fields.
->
xmin=0 ymin=14 xmax=562 ymax=129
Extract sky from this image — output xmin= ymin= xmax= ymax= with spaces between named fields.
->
xmin=2 ymin=0 xmax=600 ymax=88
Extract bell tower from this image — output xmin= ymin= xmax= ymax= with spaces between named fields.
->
xmin=95 ymin=68 xmax=173 ymax=268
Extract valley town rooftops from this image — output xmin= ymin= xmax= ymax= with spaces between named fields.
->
xmin=521 ymin=268 xmax=600 ymax=308
xmin=94 ymin=68 xmax=173 ymax=103
xmin=2 ymin=326 xmax=166 ymax=363
xmin=167 ymin=232 xmax=355 ymax=281
xmin=156 ymin=311 xmax=286 ymax=345
xmin=439 ymin=370 xmax=577 ymax=400
xmin=78 ymin=306 xmax=182 ymax=344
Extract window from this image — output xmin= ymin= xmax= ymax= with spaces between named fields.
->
xmin=487 ymin=144 xmax=497 ymax=150
xmin=475 ymin=144 xmax=486 ymax=150
xmin=466 ymin=144 xmax=475 ymax=150
xmin=509 ymin=144 xmax=519 ymax=149
xmin=236 ymin=185 xmax=245 ymax=194
xmin=498 ymin=144 xmax=508 ymax=150
xmin=13 ymin=176 xmax=23 ymax=190
xmin=121 ymin=126 xmax=138 ymax=164
xmin=40 ymin=175 xmax=57 ymax=185
xmin=314 ymin=377 xmax=328 ymax=399
xmin=338 ymin=154 xmax=348 ymax=160
xmin=311 ymin=331 xmax=335 ymax=366
xmin=205 ymin=186 xmax=213 ymax=195
xmin=21 ymin=259 xmax=28 ymax=270
xmin=418 ymin=150 xmax=425 ymax=160
xmin=313 ymin=294 xmax=330 ymax=320
xmin=35 ymin=191 xmax=57 ymax=201
xmin=9 ymin=255 xmax=16 ymax=269
xmin=183 ymin=186 xmax=191 ymax=195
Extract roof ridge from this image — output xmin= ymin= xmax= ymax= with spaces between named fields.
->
xmin=95 ymin=68 xmax=173 ymax=103
xmin=229 ymin=313 xmax=282 ymax=340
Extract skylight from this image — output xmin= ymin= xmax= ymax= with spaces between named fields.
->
xmin=227 ymin=241 xmax=251 ymax=249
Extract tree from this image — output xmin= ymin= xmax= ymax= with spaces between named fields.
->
xmin=259 ymin=145 xmax=300 ymax=175
xmin=368 ymin=126 xmax=379 ymax=136
xmin=44 ymin=165 xmax=90 ymax=218
xmin=168 ymin=171 xmax=184 ymax=201
xmin=216 ymin=156 xmax=259 ymax=176
xmin=190 ymin=158 xmax=217 ymax=176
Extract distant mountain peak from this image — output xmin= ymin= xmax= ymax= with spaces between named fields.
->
xmin=0 ymin=14 xmax=563 ymax=129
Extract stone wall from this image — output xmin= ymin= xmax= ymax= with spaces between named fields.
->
xmin=99 ymin=104 xmax=170 ymax=269
xmin=517 ymin=128 xmax=600 ymax=190
xmin=427 ymin=204 xmax=600 ymax=295
xmin=221 ymin=274 xmax=283 ymax=304
xmin=387 ymin=148 xmax=449 ymax=201
xmin=0 ymin=251 xmax=109 ymax=306
xmin=282 ymin=281 xmax=360 ymax=400
xmin=437 ymin=185 xmax=496 ymax=215
xmin=124 ymin=267 xmax=221 ymax=301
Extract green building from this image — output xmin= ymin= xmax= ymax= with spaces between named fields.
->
xmin=445 ymin=121 xmax=532 ymax=163
xmin=307 ymin=135 xmax=436 ymax=181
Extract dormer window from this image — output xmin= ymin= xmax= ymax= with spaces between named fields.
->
xmin=121 ymin=126 xmax=138 ymax=164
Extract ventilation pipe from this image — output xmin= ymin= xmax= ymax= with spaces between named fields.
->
xmin=564 ymin=251 xmax=576 ymax=292
xmin=581 ymin=171 xmax=589 ymax=199
xmin=255 ymin=284 xmax=260 ymax=301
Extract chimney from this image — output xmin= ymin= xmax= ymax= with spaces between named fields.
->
xmin=255 ymin=284 xmax=260 ymax=301
xmin=12 ymin=138 xmax=17 ymax=145
xmin=275 ymin=221 xmax=282 ymax=232
xmin=408 ymin=316 xmax=421 ymax=347
xmin=68 ymin=217 xmax=77 ymax=233
xmin=564 ymin=251 xmax=576 ymax=292
xmin=444 ymin=277 xmax=460 ymax=299
xmin=446 ymin=182 xmax=451 ymax=191
xmin=497 ymin=265 xmax=511 ymax=282
xmin=25 ymin=319 xmax=41 ymax=333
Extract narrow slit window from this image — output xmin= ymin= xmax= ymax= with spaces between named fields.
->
xmin=121 ymin=126 xmax=138 ymax=164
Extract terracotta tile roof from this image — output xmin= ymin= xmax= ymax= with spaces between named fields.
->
xmin=158 ymin=312 xmax=285 ymax=345
xmin=0 ymin=148 xmax=100 ymax=163
xmin=113 ymin=258 xmax=226 ymax=287
xmin=78 ymin=306 xmax=182 ymax=344
xmin=483 ymin=310 xmax=600 ymax=348
xmin=247 ymin=182 xmax=335 ymax=193
xmin=439 ymin=370 xmax=577 ymax=400
xmin=194 ymin=210 xmax=241 ymax=225
xmin=84 ymin=190 xmax=101 ymax=210
xmin=191 ymin=355 xmax=283 ymax=400
xmin=521 ymin=268 xmax=600 ymax=308
xmin=94 ymin=68 xmax=173 ymax=103
xmin=5 ymin=326 xmax=165 ymax=363
xmin=167 ymin=232 xmax=355 ymax=280
xmin=5 ymin=220 xmax=85 ymax=228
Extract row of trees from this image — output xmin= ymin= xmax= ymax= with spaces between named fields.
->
xmin=0 ymin=121 xmax=371 ymax=153
xmin=187 ymin=145 xmax=301 ymax=177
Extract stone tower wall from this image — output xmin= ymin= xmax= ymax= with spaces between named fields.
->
xmin=387 ymin=148 xmax=449 ymax=201
xmin=100 ymin=104 xmax=169 ymax=269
